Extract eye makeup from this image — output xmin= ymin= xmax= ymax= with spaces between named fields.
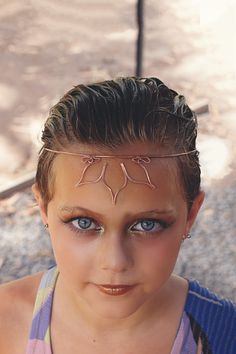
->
xmin=58 ymin=204 xmax=176 ymax=238
xmin=61 ymin=216 xmax=103 ymax=236
xmin=130 ymin=218 xmax=170 ymax=232
xmin=59 ymin=212 xmax=173 ymax=240
xmin=127 ymin=218 xmax=173 ymax=239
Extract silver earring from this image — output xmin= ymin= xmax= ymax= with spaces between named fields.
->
xmin=182 ymin=233 xmax=191 ymax=242
xmin=44 ymin=223 xmax=49 ymax=229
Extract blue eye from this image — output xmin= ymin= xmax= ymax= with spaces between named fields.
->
xmin=140 ymin=220 xmax=155 ymax=231
xmin=131 ymin=219 xmax=165 ymax=233
xmin=71 ymin=217 xmax=99 ymax=231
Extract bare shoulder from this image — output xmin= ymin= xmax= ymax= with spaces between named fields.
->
xmin=0 ymin=272 xmax=43 ymax=354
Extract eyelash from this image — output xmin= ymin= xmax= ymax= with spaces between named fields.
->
xmin=130 ymin=219 xmax=169 ymax=235
xmin=62 ymin=216 xmax=170 ymax=238
xmin=64 ymin=217 xmax=102 ymax=235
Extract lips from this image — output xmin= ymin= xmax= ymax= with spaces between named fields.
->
xmin=96 ymin=284 xmax=135 ymax=296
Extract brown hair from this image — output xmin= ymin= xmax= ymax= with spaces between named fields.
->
xmin=36 ymin=77 xmax=201 ymax=209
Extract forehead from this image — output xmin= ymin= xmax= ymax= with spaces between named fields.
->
xmin=50 ymin=143 xmax=186 ymax=213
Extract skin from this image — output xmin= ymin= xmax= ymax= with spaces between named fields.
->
xmin=0 ymin=142 xmax=204 ymax=354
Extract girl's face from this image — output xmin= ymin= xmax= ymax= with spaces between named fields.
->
xmin=35 ymin=142 xmax=204 ymax=321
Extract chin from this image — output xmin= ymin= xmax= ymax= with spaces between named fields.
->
xmin=91 ymin=300 xmax=142 ymax=320
xmin=85 ymin=288 xmax=145 ymax=320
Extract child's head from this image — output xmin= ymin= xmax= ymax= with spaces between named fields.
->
xmin=36 ymin=77 xmax=200 ymax=210
xmin=33 ymin=77 xmax=204 ymax=318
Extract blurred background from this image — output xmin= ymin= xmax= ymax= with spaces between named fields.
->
xmin=0 ymin=0 xmax=235 ymax=301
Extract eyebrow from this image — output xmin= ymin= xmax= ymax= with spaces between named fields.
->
xmin=59 ymin=205 xmax=175 ymax=218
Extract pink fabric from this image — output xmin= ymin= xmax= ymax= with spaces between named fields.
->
xmin=26 ymin=339 xmax=52 ymax=354
xmin=170 ymin=312 xmax=201 ymax=354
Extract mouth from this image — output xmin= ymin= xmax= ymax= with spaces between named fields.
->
xmin=96 ymin=284 xmax=135 ymax=296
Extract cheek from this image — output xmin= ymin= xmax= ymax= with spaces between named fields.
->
xmin=136 ymin=228 xmax=183 ymax=279
xmin=48 ymin=219 xmax=95 ymax=282
xmin=136 ymin=239 xmax=181 ymax=293
xmin=141 ymin=238 xmax=181 ymax=269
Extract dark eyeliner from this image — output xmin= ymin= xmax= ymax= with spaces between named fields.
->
xmin=129 ymin=218 xmax=172 ymax=237
xmin=62 ymin=216 xmax=102 ymax=234
xmin=131 ymin=218 xmax=170 ymax=229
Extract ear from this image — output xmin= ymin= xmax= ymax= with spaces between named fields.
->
xmin=185 ymin=191 xmax=205 ymax=234
xmin=32 ymin=183 xmax=48 ymax=226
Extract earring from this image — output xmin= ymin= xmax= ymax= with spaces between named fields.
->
xmin=44 ymin=223 xmax=49 ymax=229
xmin=182 ymin=233 xmax=191 ymax=242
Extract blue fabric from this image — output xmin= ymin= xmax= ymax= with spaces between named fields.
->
xmin=185 ymin=280 xmax=236 ymax=354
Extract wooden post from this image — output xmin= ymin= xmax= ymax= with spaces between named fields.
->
xmin=136 ymin=0 xmax=144 ymax=77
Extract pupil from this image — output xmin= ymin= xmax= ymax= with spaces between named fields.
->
xmin=78 ymin=218 xmax=91 ymax=229
xmin=141 ymin=220 xmax=154 ymax=231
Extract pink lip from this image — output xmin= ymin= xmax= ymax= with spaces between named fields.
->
xmin=96 ymin=284 xmax=135 ymax=296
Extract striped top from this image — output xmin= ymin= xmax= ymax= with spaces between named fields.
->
xmin=26 ymin=267 xmax=236 ymax=354
xmin=26 ymin=267 xmax=58 ymax=354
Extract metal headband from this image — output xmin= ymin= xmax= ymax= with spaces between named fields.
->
xmin=43 ymin=147 xmax=197 ymax=204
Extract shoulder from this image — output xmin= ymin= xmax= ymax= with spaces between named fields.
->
xmin=185 ymin=279 xmax=236 ymax=353
xmin=0 ymin=272 xmax=43 ymax=353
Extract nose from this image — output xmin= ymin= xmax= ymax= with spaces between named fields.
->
xmin=97 ymin=233 xmax=133 ymax=273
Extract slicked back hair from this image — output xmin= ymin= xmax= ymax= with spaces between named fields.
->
xmin=36 ymin=77 xmax=201 ymax=209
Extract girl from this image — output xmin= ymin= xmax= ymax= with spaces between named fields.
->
xmin=0 ymin=77 xmax=235 ymax=354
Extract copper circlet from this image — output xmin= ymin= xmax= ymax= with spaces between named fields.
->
xmin=43 ymin=148 xmax=196 ymax=204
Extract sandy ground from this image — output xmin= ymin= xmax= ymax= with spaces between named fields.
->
xmin=0 ymin=1 xmax=236 ymax=301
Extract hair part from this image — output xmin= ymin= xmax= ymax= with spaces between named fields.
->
xmin=36 ymin=77 xmax=201 ymax=210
